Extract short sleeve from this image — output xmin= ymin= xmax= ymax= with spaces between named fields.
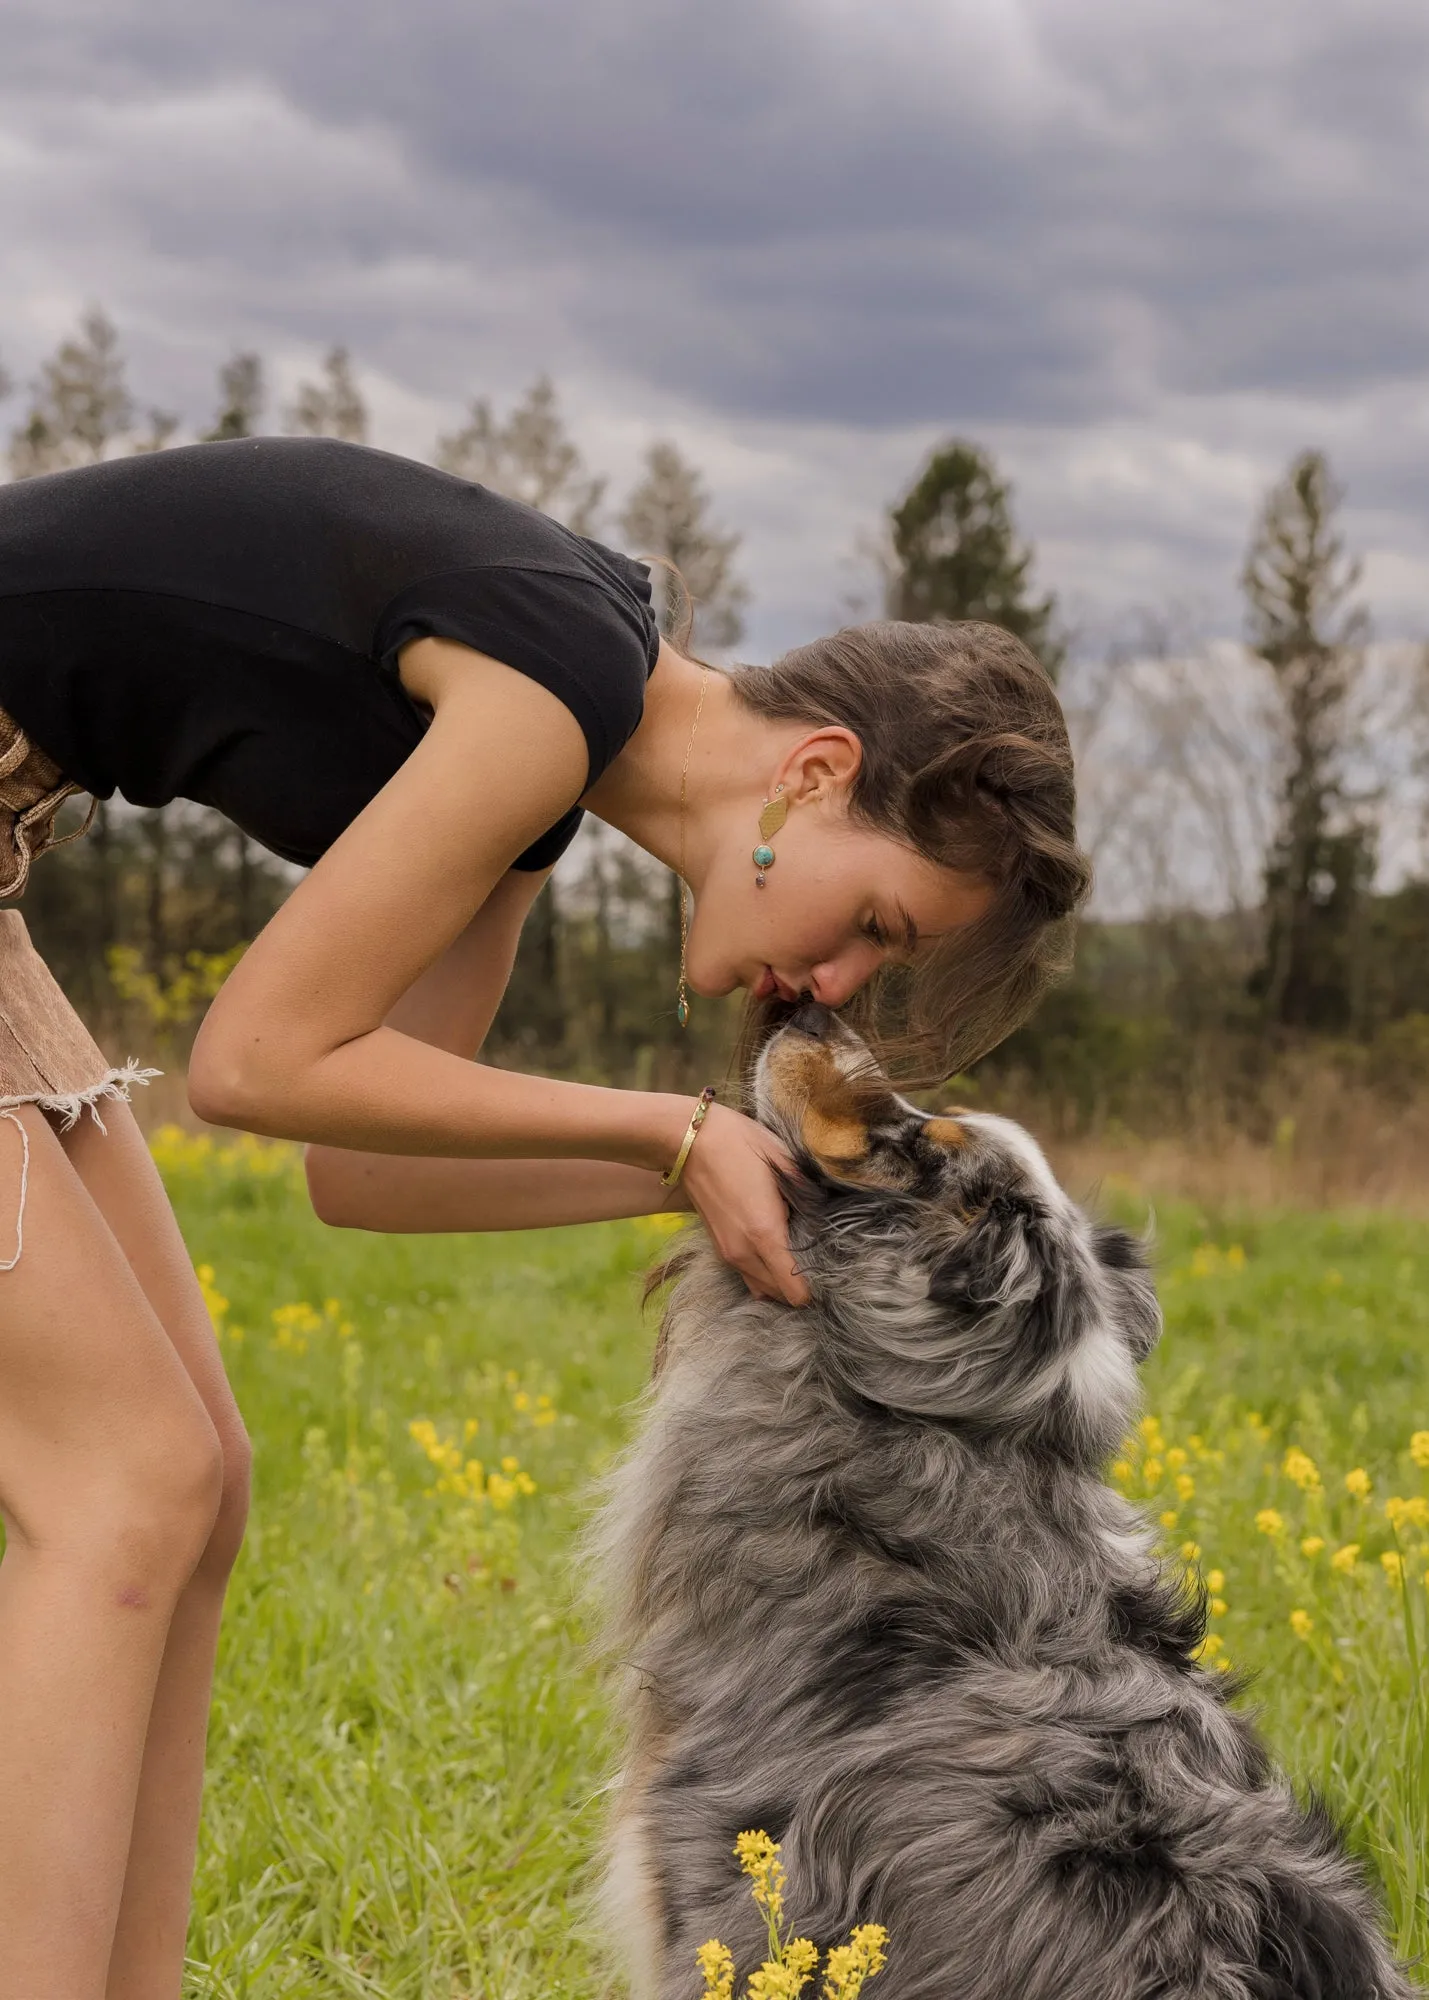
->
xmin=375 ymin=563 xmax=656 ymax=873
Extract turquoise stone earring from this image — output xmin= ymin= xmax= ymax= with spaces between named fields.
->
xmin=753 ymin=784 xmax=786 ymax=887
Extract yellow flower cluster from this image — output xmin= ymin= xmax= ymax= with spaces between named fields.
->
xmin=407 ymin=1419 xmax=537 ymax=1509
xmin=151 ymin=1122 xmax=297 ymax=1181
xmin=697 ymin=1835 xmax=889 ymax=2000
xmin=1186 ymin=1241 xmax=1247 ymax=1279
xmin=1112 ymin=1403 xmax=1429 ymax=1684
xmin=271 ymin=1297 xmax=353 ymax=1354
xmin=194 ymin=1262 xmax=244 ymax=1344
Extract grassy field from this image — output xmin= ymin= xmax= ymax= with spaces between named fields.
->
xmin=160 ymin=1131 xmax=1429 ymax=1996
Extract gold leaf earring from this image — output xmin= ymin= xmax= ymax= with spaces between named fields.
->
xmin=753 ymin=784 xmax=786 ymax=888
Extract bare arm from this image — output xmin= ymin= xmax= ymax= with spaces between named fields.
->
xmin=303 ymin=862 xmax=688 ymax=1232
xmin=191 ymin=640 xmax=806 ymax=1301
xmin=190 ymin=647 xmax=690 ymax=1169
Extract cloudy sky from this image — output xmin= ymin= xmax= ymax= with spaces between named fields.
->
xmin=3 ymin=0 xmax=1427 ymax=663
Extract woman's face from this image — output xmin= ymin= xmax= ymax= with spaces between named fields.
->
xmin=686 ymin=796 xmax=994 ymax=1008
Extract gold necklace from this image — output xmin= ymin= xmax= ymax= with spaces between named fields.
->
xmin=675 ymin=664 xmax=710 ymax=1028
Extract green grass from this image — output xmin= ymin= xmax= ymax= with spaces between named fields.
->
xmin=161 ymin=1131 xmax=1429 ymax=1996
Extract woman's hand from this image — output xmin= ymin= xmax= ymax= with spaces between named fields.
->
xmin=677 ymin=1103 xmax=809 ymax=1308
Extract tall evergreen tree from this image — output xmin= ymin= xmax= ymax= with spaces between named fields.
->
xmin=436 ymin=375 xmax=605 ymax=533
xmin=284 ymin=345 xmax=368 ymax=444
xmin=1243 ymin=450 xmax=1372 ymax=1032
xmin=619 ymin=439 xmax=748 ymax=653
xmin=203 ymin=352 xmax=266 ymax=441
xmin=887 ymin=440 xmax=1064 ymax=677
xmin=618 ymin=439 xmax=748 ymax=1036
xmin=7 ymin=307 xmax=136 ymax=478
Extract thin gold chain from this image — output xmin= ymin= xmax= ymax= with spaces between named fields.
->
xmin=675 ymin=663 xmax=710 ymax=1028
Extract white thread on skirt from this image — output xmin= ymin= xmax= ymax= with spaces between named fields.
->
xmin=0 ymin=1109 xmax=31 ymax=1274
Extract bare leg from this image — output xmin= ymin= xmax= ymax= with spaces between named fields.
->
xmin=53 ymin=1101 xmax=253 ymax=2000
xmin=0 ymin=1105 xmax=224 ymax=2000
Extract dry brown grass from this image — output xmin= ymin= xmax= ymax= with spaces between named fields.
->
xmin=990 ymin=1058 xmax=1429 ymax=1215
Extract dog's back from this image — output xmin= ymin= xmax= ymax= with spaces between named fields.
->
xmin=593 ymin=1007 xmax=1413 ymax=1999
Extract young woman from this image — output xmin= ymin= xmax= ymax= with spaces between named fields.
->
xmin=0 ymin=435 xmax=1089 ymax=1999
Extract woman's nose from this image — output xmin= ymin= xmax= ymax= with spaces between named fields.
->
xmin=809 ymin=943 xmax=881 ymax=1009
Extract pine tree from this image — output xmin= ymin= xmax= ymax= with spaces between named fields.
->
xmin=203 ymin=352 xmax=266 ymax=441
xmin=887 ymin=440 xmax=1064 ymax=678
xmin=1244 ymin=450 xmax=1372 ymax=1032
xmin=436 ymin=375 xmax=605 ymax=533
xmin=7 ymin=307 xmax=136 ymax=478
xmin=284 ymin=345 xmax=368 ymax=443
xmin=619 ymin=440 xmax=748 ymax=652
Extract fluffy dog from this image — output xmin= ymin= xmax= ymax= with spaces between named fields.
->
xmin=591 ymin=999 xmax=1413 ymax=2000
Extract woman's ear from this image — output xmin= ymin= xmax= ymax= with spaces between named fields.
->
xmin=777 ymin=726 xmax=863 ymax=805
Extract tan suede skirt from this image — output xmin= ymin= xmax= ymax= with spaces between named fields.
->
xmin=0 ymin=709 xmax=157 ymax=1130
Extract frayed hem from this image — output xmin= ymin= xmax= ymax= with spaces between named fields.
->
xmin=0 ymin=1059 xmax=163 ymax=1134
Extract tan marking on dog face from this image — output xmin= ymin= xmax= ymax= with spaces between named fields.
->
xmin=762 ymin=1036 xmax=878 ymax=1169
xmin=922 ymin=1116 xmax=967 ymax=1149
xmin=803 ymin=1105 xmax=869 ymax=1161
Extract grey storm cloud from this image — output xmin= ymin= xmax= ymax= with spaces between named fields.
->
xmin=2 ymin=0 xmax=1428 ymax=652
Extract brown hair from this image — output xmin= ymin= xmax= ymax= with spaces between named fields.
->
xmin=725 ymin=619 xmax=1092 ymax=1089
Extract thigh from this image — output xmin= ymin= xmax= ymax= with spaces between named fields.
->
xmin=0 ymin=1104 xmax=215 ymax=1537
xmin=55 ymin=1099 xmax=247 ymax=1462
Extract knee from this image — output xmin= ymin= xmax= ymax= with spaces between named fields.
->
xmin=77 ymin=1410 xmax=227 ymax=1601
xmin=193 ymin=1416 xmax=252 ymax=1584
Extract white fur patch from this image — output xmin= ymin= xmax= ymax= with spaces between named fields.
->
xmin=1061 ymin=1315 xmax=1138 ymax=1425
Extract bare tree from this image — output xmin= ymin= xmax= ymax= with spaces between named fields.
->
xmin=203 ymin=352 xmax=266 ymax=442
xmin=619 ymin=440 xmax=748 ymax=653
xmin=284 ymin=345 xmax=368 ymax=444
xmin=8 ymin=308 xmax=136 ymax=478
xmin=436 ymin=375 xmax=604 ymax=532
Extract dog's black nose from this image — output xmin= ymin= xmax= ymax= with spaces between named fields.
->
xmin=787 ymin=996 xmax=834 ymax=1039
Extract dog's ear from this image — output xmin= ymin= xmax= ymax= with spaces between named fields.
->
xmin=1093 ymin=1224 xmax=1162 ymax=1360
xmin=928 ymin=1193 xmax=1049 ymax=1313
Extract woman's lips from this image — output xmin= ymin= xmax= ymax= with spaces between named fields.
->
xmin=755 ymin=967 xmax=799 ymax=1002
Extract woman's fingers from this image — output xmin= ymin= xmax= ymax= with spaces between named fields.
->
xmin=679 ymin=1108 xmax=810 ymax=1308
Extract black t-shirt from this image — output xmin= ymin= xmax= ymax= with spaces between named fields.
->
xmin=0 ymin=437 xmax=660 ymax=869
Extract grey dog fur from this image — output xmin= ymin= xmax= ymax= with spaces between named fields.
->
xmin=589 ymin=1006 xmax=1413 ymax=2000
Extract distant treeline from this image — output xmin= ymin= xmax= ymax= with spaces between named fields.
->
xmin=4 ymin=309 xmax=1429 ymax=1140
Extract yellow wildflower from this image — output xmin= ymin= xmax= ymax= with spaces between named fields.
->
xmin=1409 ymin=1430 xmax=1429 ymax=1470
xmin=1226 ymin=1244 xmax=1246 ymax=1271
xmin=822 ymin=1925 xmax=890 ymax=2000
xmin=735 ymin=1831 xmax=786 ymax=1930
xmin=1300 ymin=1537 xmax=1325 ymax=1558
xmin=1206 ymin=1569 xmax=1225 ymax=1594
xmin=696 ymin=1940 xmax=735 ymax=2000
xmin=1255 ymin=1509 xmax=1285 ymax=1538
xmin=1211 ymin=1597 xmax=1228 ymax=1617
xmin=1382 ymin=1551 xmax=1405 ymax=1585
xmin=1289 ymin=1609 xmax=1314 ymax=1640
xmin=1330 ymin=1543 xmax=1361 ymax=1574
xmin=1160 ymin=1511 xmax=1179 ymax=1530
xmin=1143 ymin=1457 xmax=1165 ymax=1486
xmin=1138 ymin=1415 xmax=1163 ymax=1442
xmin=749 ymin=1960 xmax=815 ymax=2000
xmin=1175 ymin=1474 xmax=1196 ymax=1502
xmin=1344 ymin=1467 xmax=1372 ymax=1500
xmin=1385 ymin=1496 xmax=1429 ymax=1531
xmin=1110 ymin=1460 xmax=1132 ymax=1485
xmin=1282 ymin=1448 xmax=1321 ymax=1492
xmin=1181 ymin=1541 xmax=1202 ymax=1562
xmin=1165 ymin=1447 xmax=1189 ymax=1472
xmin=1196 ymin=1633 xmax=1225 ymax=1662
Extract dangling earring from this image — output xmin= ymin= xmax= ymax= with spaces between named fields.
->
xmin=753 ymin=784 xmax=787 ymax=888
